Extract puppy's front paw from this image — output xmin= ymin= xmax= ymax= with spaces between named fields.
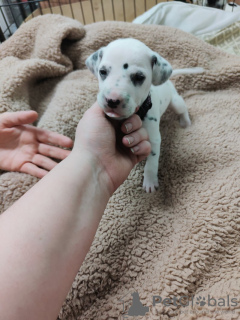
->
xmin=179 ymin=112 xmax=191 ymax=128
xmin=143 ymin=175 xmax=159 ymax=193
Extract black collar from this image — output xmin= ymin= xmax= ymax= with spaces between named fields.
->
xmin=136 ymin=94 xmax=152 ymax=120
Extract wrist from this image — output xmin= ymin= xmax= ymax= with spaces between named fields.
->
xmin=67 ymin=149 xmax=115 ymax=197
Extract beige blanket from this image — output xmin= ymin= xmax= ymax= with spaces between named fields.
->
xmin=0 ymin=14 xmax=240 ymax=320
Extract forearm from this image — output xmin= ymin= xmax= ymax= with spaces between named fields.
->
xmin=0 ymin=151 xmax=111 ymax=320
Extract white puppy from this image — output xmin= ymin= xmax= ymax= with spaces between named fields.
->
xmin=86 ymin=38 xmax=203 ymax=193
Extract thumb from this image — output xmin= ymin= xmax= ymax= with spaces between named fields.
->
xmin=0 ymin=111 xmax=38 ymax=127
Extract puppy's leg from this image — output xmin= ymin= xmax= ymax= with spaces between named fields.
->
xmin=142 ymin=120 xmax=161 ymax=193
xmin=170 ymin=93 xmax=191 ymax=128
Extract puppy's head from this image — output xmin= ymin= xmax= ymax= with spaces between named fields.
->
xmin=86 ymin=38 xmax=172 ymax=120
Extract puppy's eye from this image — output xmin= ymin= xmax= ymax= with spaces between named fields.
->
xmin=99 ymin=69 xmax=107 ymax=76
xmin=99 ymin=68 xmax=108 ymax=80
xmin=130 ymin=72 xmax=146 ymax=86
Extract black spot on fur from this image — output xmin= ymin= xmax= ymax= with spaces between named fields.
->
xmin=151 ymin=151 xmax=156 ymax=156
xmin=148 ymin=116 xmax=157 ymax=122
xmin=123 ymin=63 xmax=128 ymax=69
xmin=99 ymin=66 xmax=111 ymax=80
xmin=99 ymin=50 xmax=103 ymax=59
xmin=92 ymin=52 xmax=98 ymax=61
xmin=151 ymin=55 xmax=157 ymax=67
xmin=130 ymin=72 xmax=145 ymax=86
xmin=161 ymin=70 xmax=168 ymax=83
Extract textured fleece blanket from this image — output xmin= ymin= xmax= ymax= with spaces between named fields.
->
xmin=0 ymin=14 xmax=240 ymax=320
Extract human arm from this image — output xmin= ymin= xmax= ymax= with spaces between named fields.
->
xmin=0 ymin=102 xmax=151 ymax=320
xmin=0 ymin=110 xmax=73 ymax=178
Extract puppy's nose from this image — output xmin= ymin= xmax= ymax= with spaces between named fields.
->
xmin=106 ymin=98 xmax=121 ymax=109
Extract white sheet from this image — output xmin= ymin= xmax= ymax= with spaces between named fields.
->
xmin=133 ymin=2 xmax=240 ymax=37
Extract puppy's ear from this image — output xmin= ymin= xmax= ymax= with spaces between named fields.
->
xmin=151 ymin=52 xmax=172 ymax=86
xmin=85 ymin=47 xmax=105 ymax=77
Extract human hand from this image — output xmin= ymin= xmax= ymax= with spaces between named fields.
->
xmin=0 ymin=111 xmax=73 ymax=178
xmin=72 ymin=102 xmax=151 ymax=194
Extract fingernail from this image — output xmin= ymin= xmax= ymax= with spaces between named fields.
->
xmin=131 ymin=146 xmax=139 ymax=153
xmin=125 ymin=122 xmax=132 ymax=132
xmin=126 ymin=136 xmax=134 ymax=145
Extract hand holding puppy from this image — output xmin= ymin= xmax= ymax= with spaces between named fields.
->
xmin=72 ymin=102 xmax=151 ymax=193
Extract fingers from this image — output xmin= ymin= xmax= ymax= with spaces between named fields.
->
xmin=20 ymin=153 xmax=64 ymax=178
xmin=121 ymin=115 xmax=151 ymax=160
xmin=0 ymin=111 xmax=38 ymax=128
xmin=31 ymin=154 xmax=58 ymax=171
xmin=0 ymin=111 xmax=73 ymax=148
xmin=130 ymin=140 xmax=151 ymax=158
xmin=38 ymin=143 xmax=71 ymax=160
xmin=121 ymin=114 xmax=142 ymax=134
xmin=122 ymin=127 xmax=149 ymax=148
xmin=121 ymin=114 xmax=151 ymax=162
xmin=35 ymin=128 xmax=73 ymax=148
xmin=20 ymin=163 xmax=48 ymax=179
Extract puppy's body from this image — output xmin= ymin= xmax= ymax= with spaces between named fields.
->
xmin=86 ymin=38 xmax=202 ymax=192
xmin=141 ymin=81 xmax=191 ymax=192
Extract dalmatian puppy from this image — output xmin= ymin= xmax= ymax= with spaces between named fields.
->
xmin=86 ymin=38 xmax=203 ymax=193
